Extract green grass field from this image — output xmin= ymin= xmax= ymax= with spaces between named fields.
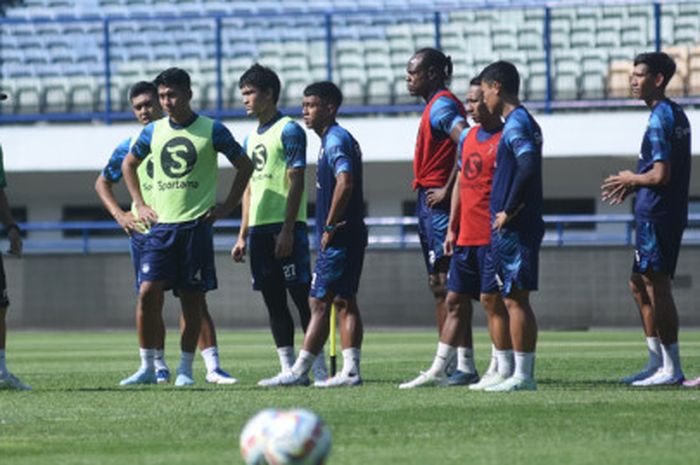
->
xmin=2 ymin=330 xmax=700 ymax=465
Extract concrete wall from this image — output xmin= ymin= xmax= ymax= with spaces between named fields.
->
xmin=5 ymin=246 xmax=699 ymax=330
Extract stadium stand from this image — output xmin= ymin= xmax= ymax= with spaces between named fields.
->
xmin=1 ymin=1 xmax=699 ymax=117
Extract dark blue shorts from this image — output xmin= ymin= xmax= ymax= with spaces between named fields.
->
xmin=249 ymin=222 xmax=311 ymax=291
xmin=310 ymin=242 xmax=366 ymax=300
xmin=447 ymin=245 xmax=499 ymax=299
xmin=416 ymin=188 xmax=450 ymax=275
xmin=139 ymin=219 xmax=217 ymax=292
xmin=633 ymin=221 xmax=684 ymax=278
xmin=490 ymin=228 xmax=543 ymax=296
xmin=129 ymin=230 xmax=147 ymax=292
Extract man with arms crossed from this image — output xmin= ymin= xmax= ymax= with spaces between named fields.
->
xmin=479 ymin=61 xmax=544 ymax=392
xmin=406 ymin=48 xmax=467 ymax=351
xmin=602 ymin=52 xmax=690 ymax=387
xmin=96 ymin=81 xmax=239 ymax=385
xmin=0 ymin=89 xmax=29 ymax=390
xmin=264 ymin=82 xmax=366 ymax=387
xmin=122 ymin=68 xmax=253 ymax=386
xmin=400 ymin=78 xmax=512 ymax=389
xmin=231 ymin=64 xmax=327 ymax=385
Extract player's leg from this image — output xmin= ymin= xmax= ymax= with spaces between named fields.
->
xmin=191 ymin=296 xmax=238 ymax=385
xmin=0 ymin=305 xmax=29 ymax=390
xmin=173 ymin=289 xmax=203 ymax=386
xmin=289 ymin=283 xmax=328 ymax=382
xmin=154 ymin=314 xmax=170 ymax=383
xmin=621 ymin=273 xmax=661 ymax=384
xmin=469 ymin=292 xmax=513 ymax=390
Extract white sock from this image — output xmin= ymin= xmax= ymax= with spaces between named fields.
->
xmin=485 ymin=344 xmax=498 ymax=375
xmin=277 ymin=346 xmax=296 ymax=373
xmin=154 ymin=349 xmax=168 ymax=371
xmin=457 ymin=347 xmax=476 ymax=374
xmin=342 ymin=348 xmax=361 ymax=377
xmin=0 ymin=349 xmax=6 ymax=373
xmin=495 ymin=349 xmax=514 ymax=377
xmin=514 ymin=351 xmax=535 ymax=380
xmin=178 ymin=351 xmax=195 ymax=377
xmin=428 ymin=342 xmax=455 ymax=376
xmin=645 ymin=337 xmax=662 ymax=370
xmin=291 ymin=349 xmax=315 ymax=377
xmin=200 ymin=346 xmax=220 ymax=374
xmin=660 ymin=342 xmax=682 ymax=376
xmin=139 ymin=348 xmax=156 ymax=371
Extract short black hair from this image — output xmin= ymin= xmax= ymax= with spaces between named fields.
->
xmin=239 ymin=63 xmax=281 ymax=104
xmin=470 ymin=76 xmax=481 ymax=87
xmin=414 ymin=47 xmax=453 ymax=82
xmin=479 ymin=61 xmax=520 ymax=96
xmin=634 ymin=52 xmax=676 ymax=88
xmin=129 ymin=81 xmax=158 ymax=102
xmin=153 ymin=67 xmax=191 ymax=92
xmin=303 ymin=81 xmax=343 ymax=109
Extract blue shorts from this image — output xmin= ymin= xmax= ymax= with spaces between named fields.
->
xmin=139 ymin=218 xmax=217 ymax=292
xmin=447 ymin=245 xmax=499 ymax=299
xmin=129 ymin=230 xmax=147 ymax=292
xmin=633 ymin=221 xmax=684 ymax=278
xmin=249 ymin=222 xmax=311 ymax=291
xmin=310 ymin=241 xmax=366 ymax=300
xmin=416 ymin=188 xmax=450 ymax=275
xmin=490 ymin=228 xmax=543 ymax=296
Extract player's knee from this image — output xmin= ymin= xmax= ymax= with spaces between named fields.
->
xmin=428 ymin=276 xmax=447 ymax=298
xmin=480 ymin=293 xmax=500 ymax=314
xmin=445 ymin=292 xmax=461 ymax=314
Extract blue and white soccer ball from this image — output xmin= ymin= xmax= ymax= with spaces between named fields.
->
xmin=240 ymin=409 xmax=281 ymax=465
xmin=263 ymin=409 xmax=332 ymax=465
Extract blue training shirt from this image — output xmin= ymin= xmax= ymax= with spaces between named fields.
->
xmin=316 ymin=123 xmax=366 ymax=247
xmin=102 ymin=137 xmax=132 ymax=183
xmin=490 ymin=106 xmax=544 ymax=233
xmin=428 ymin=91 xmax=466 ymax=142
xmin=635 ymin=99 xmax=691 ymax=226
xmin=131 ymin=114 xmax=243 ymax=163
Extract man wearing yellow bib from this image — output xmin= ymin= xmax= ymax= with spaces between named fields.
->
xmin=122 ymin=68 xmax=253 ymax=387
xmin=96 ymin=81 xmax=241 ymax=386
xmin=232 ymin=64 xmax=327 ymax=386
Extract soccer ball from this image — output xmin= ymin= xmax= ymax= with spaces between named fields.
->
xmin=240 ymin=409 xmax=280 ymax=465
xmin=264 ymin=409 xmax=332 ymax=465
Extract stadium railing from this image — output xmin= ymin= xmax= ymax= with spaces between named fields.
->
xmin=0 ymin=0 xmax=696 ymax=123
xmin=6 ymin=213 xmax=700 ymax=254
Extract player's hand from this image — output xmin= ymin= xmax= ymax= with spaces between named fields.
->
xmin=274 ymin=228 xmax=294 ymax=259
xmin=204 ymin=205 xmax=228 ymax=224
xmin=601 ymin=171 xmax=634 ymax=205
xmin=231 ymin=236 xmax=246 ymax=262
xmin=444 ymin=229 xmax=456 ymax=256
xmin=7 ymin=227 xmax=22 ymax=257
xmin=136 ymin=204 xmax=158 ymax=227
xmin=492 ymin=211 xmax=509 ymax=231
xmin=425 ymin=186 xmax=448 ymax=208
xmin=320 ymin=221 xmax=346 ymax=252
xmin=115 ymin=211 xmax=139 ymax=235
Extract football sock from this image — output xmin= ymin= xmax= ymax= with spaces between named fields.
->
xmin=495 ymin=349 xmax=514 ymax=377
xmin=178 ymin=351 xmax=195 ymax=377
xmin=154 ymin=349 xmax=168 ymax=371
xmin=514 ymin=351 xmax=535 ymax=380
xmin=485 ymin=344 xmax=498 ymax=375
xmin=342 ymin=348 xmax=361 ymax=377
xmin=139 ymin=348 xmax=156 ymax=371
xmin=646 ymin=337 xmax=662 ymax=369
xmin=660 ymin=343 xmax=681 ymax=375
xmin=0 ymin=349 xmax=6 ymax=373
xmin=291 ymin=350 xmax=315 ymax=377
xmin=200 ymin=346 xmax=220 ymax=373
xmin=457 ymin=347 xmax=477 ymax=374
xmin=277 ymin=346 xmax=296 ymax=373
xmin=428 ymin=342 xmax=455 ymax=376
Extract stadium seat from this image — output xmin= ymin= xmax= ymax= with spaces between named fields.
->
xmin=607 ymin=60 xmax=632 ymax=98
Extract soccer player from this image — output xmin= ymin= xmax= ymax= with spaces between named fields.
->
xmin=96 ymin=81 xmax=238 ymax=385
xmin=406 ymin=48 xmax=467 ymax=346
xmin=400 ymin=78 xmax=512 ymax=389
xmin=0 ymin=90 xmax=30 ymax=390
xmin=478 ymin=61 xmax=544 ymax=392
xmin=264 ymin=81 xmax=367 ymax=387
xmin=601 ymin=52 xmax=690 ymax=387
xmin=122 ymin=68 xmax=253 ymax=386
xmin=231 ymin=64 xmax=327 ymax=385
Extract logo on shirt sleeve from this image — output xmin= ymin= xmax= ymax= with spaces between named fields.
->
xmin=161 ymin=137 xmax=197 ymax=178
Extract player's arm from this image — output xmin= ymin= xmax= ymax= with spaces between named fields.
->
xmin=0 ymin=189 xmax=21 ymax=256
xmin=276 ymin=122 xmax=307 ymax=259
xmin=95 ymin=140 xmax=138 ymax=234
xmin=426 ymin=98 xmax=468 ymax=207
xmin=122 ymin=125 xmax=157 ymax=224
xmin=208 ymin=122 xmax=253 ymax=222
xmin=231 ymin=184 xmax=250 ymax=263
xmin=321 ymin=171 xmax=353 ymax=251
xmin=445 ymin=130 xmax=468 ymax=256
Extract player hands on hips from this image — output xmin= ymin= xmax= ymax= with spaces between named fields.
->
xmin=261 ymin=82 xmax=367 ymax=388
xmin=602 ymin=52 xmax=691 ymax=387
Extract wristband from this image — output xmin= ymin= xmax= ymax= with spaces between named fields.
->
xmin=323 ymin=224 xmax=335 ymax=233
